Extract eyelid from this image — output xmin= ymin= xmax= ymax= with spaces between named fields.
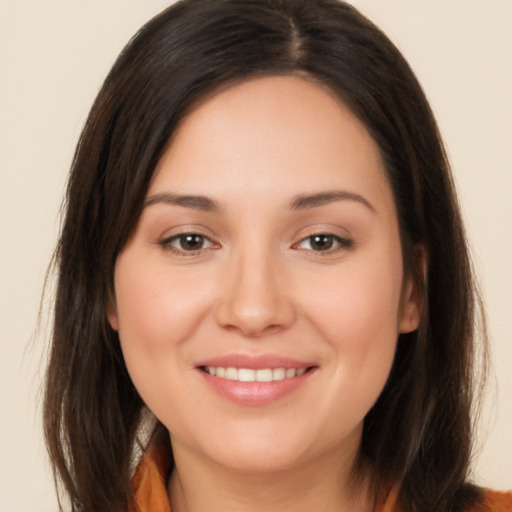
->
xmin=158 ymin=231 xmax=220 ymax=256
xmin=291 ymin=229 xmax=354 ymax=254
xmin=155 ymin=225 xmax=353 ymax=257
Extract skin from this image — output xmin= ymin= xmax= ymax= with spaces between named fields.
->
xmin=108 ymin=76 xmax=421 ymax=512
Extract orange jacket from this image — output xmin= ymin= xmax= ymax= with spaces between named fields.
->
xmin=129 ymin=437 xmax=512 ymax=512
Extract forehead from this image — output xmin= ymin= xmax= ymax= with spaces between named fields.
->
xmin=150 ymin=75 xmax=391 ymax=211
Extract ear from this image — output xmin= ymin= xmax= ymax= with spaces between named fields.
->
xmin=399 ymin=244 xmax=427 ymax=334
xmin=106 ymin=293 xmax=119 ymax=332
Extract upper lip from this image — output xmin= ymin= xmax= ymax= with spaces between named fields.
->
xmin=195 ymin=354 xmax=315 ymax=370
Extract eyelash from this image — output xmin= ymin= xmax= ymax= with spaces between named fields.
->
xmin=159 ymin=233 xmax=218 ymax=255
xmin=159 ymin=232 xmax=353 ymax=256
xmin=293 ymin=233 xmax=354 ymax=254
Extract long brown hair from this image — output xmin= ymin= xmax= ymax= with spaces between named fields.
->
xmin=44 ymin=1 xmax=487 ymax=510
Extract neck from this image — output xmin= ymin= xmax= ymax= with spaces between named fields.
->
xmin=168 ymin=439 xmax=375 ymax=512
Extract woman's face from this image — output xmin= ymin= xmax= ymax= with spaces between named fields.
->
xmin=109 ymin=76 xmax=420 ymax=473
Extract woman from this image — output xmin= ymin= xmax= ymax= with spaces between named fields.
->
xmin=43 ymin=1 xmax=512 ymax=511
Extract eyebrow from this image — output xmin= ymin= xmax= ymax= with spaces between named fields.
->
xmin=144 ymin=189 xmax=376 ymax=214
xmin=290 ymin=190 xmax=376 ymax=213
xmin=145 ymin=193 xmax=221 ymax=212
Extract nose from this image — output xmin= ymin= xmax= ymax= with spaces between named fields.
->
xmin=214 ymin=248 xmax=296 ymax=337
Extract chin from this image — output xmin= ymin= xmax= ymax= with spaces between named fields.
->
xmin=172 ymin=420 xmax=363 ymax=476
xmin=208 ymin=444 xmax=311 ymax=474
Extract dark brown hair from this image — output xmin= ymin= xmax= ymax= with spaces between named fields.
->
xmin=44 ymin=1 xmax=487 ymax=511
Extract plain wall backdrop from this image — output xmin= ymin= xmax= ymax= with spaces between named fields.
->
xmin=1 ymin=1 xmax=511 ymax=510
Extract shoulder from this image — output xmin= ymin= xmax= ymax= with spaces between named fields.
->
xmin=469 ymin=489 xmax=512 ymax=512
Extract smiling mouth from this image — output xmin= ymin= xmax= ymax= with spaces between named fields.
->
xmin=200 ymin=366 xmax=314 ymax=382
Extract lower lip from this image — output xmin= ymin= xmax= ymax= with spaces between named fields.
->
xmin=198 ymin=369 xmax=314 ymax=405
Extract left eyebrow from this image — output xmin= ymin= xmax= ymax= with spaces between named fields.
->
xmin=290 ymin=190 xmax=376 ymax=214
xmin=144 ymin=193 xmax=222 ymax=212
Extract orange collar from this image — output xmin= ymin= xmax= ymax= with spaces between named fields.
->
xmin=129 ymin=431 xmax=172 ymax=512
xmin=129 ymin=433 xmax=402 ymax=512
xmin=129 ymin=434 xmax=512 ymax=512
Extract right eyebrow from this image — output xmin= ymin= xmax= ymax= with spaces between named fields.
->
xmin=290 ymin=190 xmax=376 ymax=214
xmin=144 ymin=193 xmax=221 ymax=212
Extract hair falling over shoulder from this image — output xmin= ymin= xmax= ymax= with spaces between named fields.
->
xmin=43 ymin=1 xmax=488 ymax=511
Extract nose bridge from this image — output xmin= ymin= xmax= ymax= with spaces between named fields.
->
xmin=215 ymin=236 xmax=295 ymax=336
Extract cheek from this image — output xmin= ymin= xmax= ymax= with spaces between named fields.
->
xmin=115 ymin=257 xmax=209 ymax=342
xmin=303 ymin=257 xmax=404 ymax=347
xmin=112 ymin=255 xmax=214 ymax=398
xmin=298 ymin=254 xmax=403 ymax=408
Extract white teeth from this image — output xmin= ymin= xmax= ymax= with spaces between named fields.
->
xmin=238 ymin=368 xmax=256 ymax=382
xmin=256 ymin=368 xmax=273 ymax=382
xmin=272 ymin=368 xmax=286 ymax=380
xmin=204 ymin=366 xmax=308 ymax=382
xmin=225 ymin=367 xmax=238 ymax=380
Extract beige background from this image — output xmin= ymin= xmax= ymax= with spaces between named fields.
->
xmin=1 ymin=1 xmax=511 ymax=510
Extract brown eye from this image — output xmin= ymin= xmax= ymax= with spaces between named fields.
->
xmin=160 ymin=233 xmax=216 ymax=254
xmin=295 ymin=233 xmax=353 ymax=253
xmin=310 ymin=234 xmax=334 ymax=251
xmin=178 ymin=234 xmax=206 ymax=250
